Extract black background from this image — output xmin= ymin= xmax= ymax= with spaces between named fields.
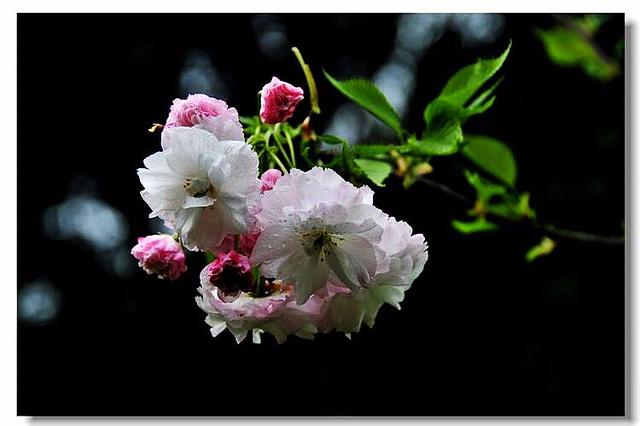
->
xmin=18 ymin=14 xmax=625 ymax=416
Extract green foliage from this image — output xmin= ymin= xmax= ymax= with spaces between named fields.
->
xmin=464 ymin=170 xmax=507 ymax=203
xmin=413 ymin=43 xmax=511 ymax=160
xmin=353 ymin=144 xmax=398 ymax=160
xmin=323 ymin=71 xmax=404 ymax=139
xmin=436 ymin=41 xmax=511 ymax=109
xmin=340 ymin=139 xmax=365 ymax=180
xmin=408 ymin=133 xmax=459 ymax=156
xmin=353 ymin=158 xmax=393 ymax=187
xmin=318 ymin=134 xmax=347 ymax=145
xmin=451 ymin=217 xmax=499 ymax=234
xmin=418 ymin=100 xmax=464 ymax=156
xmin=461 ymin=170 xmax=534 ymax=223
xmin=205 ymin=252 xmax=216 ymax=263
xmin=318 ymin=135 xmax=393 ymax=187
xmin=525 ymin=236 xmax=557 ymax=262
xmin=575 ymin=14 xmax=608 ymax=35
xmin=462 ymin=134 xmax=517 ymax=186
xmin=536 ymin=25 xmax=619 ymax=81
xmin=240 ymin=115 xmax=260 ymax=134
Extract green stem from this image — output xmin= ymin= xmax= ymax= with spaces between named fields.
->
xmin=291 ymin=47 xmax=320 ymax=115
xmin=272 ymin=124 xmax=293 ymax=168
xmin=285 ymin=130 xmax=297 ymax=168
xmin=267 ymin=148 xmax=288 ymax=173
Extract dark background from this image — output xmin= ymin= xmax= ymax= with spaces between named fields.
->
xmin=17 ymin=14 xmax=625 ymax=416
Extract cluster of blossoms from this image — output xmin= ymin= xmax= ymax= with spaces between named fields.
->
xmin=132 ymin=76 xmax=428 ymax=344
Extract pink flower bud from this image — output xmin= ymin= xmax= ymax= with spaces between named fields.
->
xmin=201 ymin=251 xmax=253 ymax=302
xmin=165 ymin=94 xmax=244 ymax=141
xmin=260 ymin=169 xmax=283 ymax=193
xmin=259 ymin=77 xmax=304 ymax=124
xmin=131 ymin=235 xmax=187 ymax=281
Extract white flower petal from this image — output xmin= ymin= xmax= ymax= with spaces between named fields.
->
xmin=327 ymin=234 xmax=377 ymax=290
xmin=176 ymin=205 xmax=229 ymax=251
xmin=250 ymin=225 xmax=299 ymax=271
xmin=161 ymin=126 xmax=219 ymax=152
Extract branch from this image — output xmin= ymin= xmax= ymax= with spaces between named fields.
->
xmin=416 ymin=177 xmax=625 ymax=245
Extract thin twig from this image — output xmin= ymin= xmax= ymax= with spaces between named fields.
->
xmin=416 ymin=177 xmax=473 ymax=205
xmin=538 ymin=224 xmax=625 ymax=245
xmin=416 ymin=177 xmax=625 ymax=245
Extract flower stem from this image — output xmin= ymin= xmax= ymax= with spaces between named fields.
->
xmin=267 ymin=147 xmax=288 ymax=174
xmin=291 ymin=47 xmax=321 ymax=115
xmin=285 ymin=130 xmax=297 ymax=168
xmin=272 ymin=124 xmax=293 ymax=168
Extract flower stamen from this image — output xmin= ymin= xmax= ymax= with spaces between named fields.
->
xmin=183 ymin=177 xmax=215 ymax=198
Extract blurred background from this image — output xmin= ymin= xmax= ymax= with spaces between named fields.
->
xmin=18 ymin=14 xmax=625 ymax=416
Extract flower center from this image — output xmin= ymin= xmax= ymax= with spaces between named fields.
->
xmin=183 ymin=177 xmax=214 ymax=198
xmin=300 ymin=228 xmax=341 ymax=262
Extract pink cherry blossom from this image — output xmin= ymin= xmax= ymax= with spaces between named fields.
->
xmin=216 ymin=232 xmax=261 ymax=256
xmin=196 ymin=278 xmax=324 ymax=344
xmin=131 ymin=234 xmax=187 ymax=281
xmin=259 ymin=77 xmax=304 ymax=124
xmin=164 ymin=94 xmax=244 ymax=141
xmin=201 ymin=251 xmax=253 ymax=302
xmin=260 ymin=169 xmax=282 ymax=193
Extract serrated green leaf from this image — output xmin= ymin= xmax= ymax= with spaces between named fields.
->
xmin=353 ymin=158 xmax=393 ymax=187
xmin=318 ymin=134 xmax=347 ymax=145
xmin=536 ymin=27 xmax=618 ymax=81
xmin=353 ymin=144 xmax=397 ymax=159
xmin=417 ymin=99 xmax=464 ymax=156
xmin=439 ymin=41 xmax=512 ymax=108
xmin=409 ymin=131 xmax=460 ymax=156
xmin=451 ymin=218 xmax=499 ymax=234
xmin=525 ymin=236 xmax=557 ymax=262
xmin=324 ymin=71 xmax=403 ymax=138
xmin=462 ymin=134 xmax=517 ymax=186
xmin=340 ymin=140 xmax=365 ymax=179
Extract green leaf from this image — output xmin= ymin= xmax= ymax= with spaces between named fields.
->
xmin=463 ymin=170 xmax=508 ymax=203
xmin=353 ymin=144 xmax=398 ymax=159
xmin=340 ymin=140 xmax=365 ymax=180
xmin=536 ymin=27 xmax=619 ymax=81
xmin=451 ymin=218 xmax=499 ymax=234
xmin=576 ymin=14 xmax=608 ymax=36
xmin=323 ymin=71 xmax=403 ymax=139
xmin=465 ymin=77 xmax=502 ymax=117
xmin=462 ymin=134 xmax=517 ymax=186
xmin=353 ymin=158 xmax=393 ymax=187
xmin=240 ymin=115 xmax=260 ymax=134
xmin=416 ymin=99 xmax=464 ymax=156
xmin=439 ymin=41 xmax=512 ymax=108
xmin=299 ymin=138 xmax=315 ymax=167
xmin=525 ymin=236 xmax=557 ymax=262
xmin=409 ymin=131 xmax=460 ymax=156
xmin=239 ymin=115 xmax=259 ymax=126
xmin=318 ymin=134 xmax=347 ymax=145
xmin=205 ymin=252 xmax=216 ymax=263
